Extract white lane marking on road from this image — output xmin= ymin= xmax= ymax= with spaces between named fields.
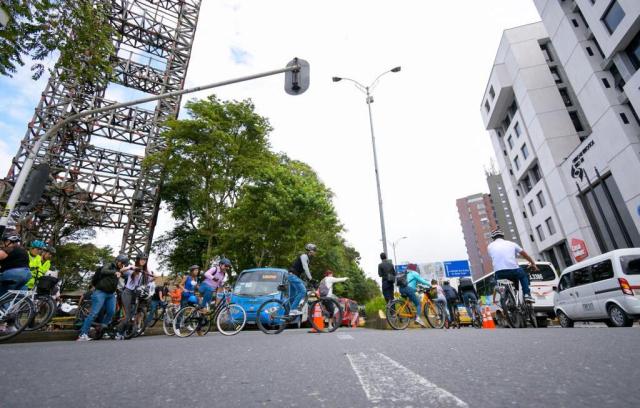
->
xmin=337 ymin=334 xmax=354 ymax=340
xmin=346 ymin=352 xmax=468 ymax=407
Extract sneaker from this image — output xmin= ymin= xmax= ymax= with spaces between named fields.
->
xmin=415 ymin=317 xmax=427 ymax=328
xmin=102 ymin=333 xmax=112 ymax=340
xmin=114 ymin=333 xmax=125 ymax=341
xmin=288 ymin=310 xmax=303 ymax=317
xmin=524 ymin=295 xmax=536 ymax=303
xmin=76 ymin=334 xmax=92 ymax=342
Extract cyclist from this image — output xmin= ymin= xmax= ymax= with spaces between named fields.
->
xmin=179 ymin=265 xmax=200 ymax=308
xmin=115 ymin=252 xmax=150 ymax=340
xmin=458 ymin=276 xmax=481 ymax=320
xmin=0 ymin=234 xmax=31 ymax=297
xmin=398 ymin=264 xmax=430 ymax=327
xmin=146 ymin=282 xmax=169 ymax=326
xmin=77 ymin=254 xmax=129 ymax=341
xmin=199 ymin=258 xmax=231 ymax=309
xmin=27 ymin=245 xmax=55 ymax=290
xmin=25 ymin=240 xmax=45 ymax=289
xmin=487 ymin=228 xmax=539 ymax=303
xmin=442 ymin=281 xmax=459 ymax=328
xmin=288 ymin=243 xmax=316 ymax=316
xmin=430 ymin=279 xmax=450 ymax=324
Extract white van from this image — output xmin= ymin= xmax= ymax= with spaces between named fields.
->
xmin=554 ymin=248 xmax=640 ymax=327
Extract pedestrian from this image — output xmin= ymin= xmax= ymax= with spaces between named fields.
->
xmin=378 ymin=252 xmax=395 ymax=303
xmin=442 ymin=281 xmax=459 ymax=328
xmin=77 ymin=254 xmax=130 ymax=341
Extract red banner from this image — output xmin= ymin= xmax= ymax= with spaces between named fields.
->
xmin=571 ymin=238 xmax=588 ymax=262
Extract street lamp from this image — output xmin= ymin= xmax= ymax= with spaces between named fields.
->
xmin=391 ymin=236 xmax=407 ymax=266
xmin=332 ymin=66 xmax=401 ymax=256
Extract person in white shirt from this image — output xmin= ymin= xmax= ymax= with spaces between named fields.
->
xmin=487 ymin=228 xmax=539 ymax=303
xmin=319 ymin=270 xmax=348 ymax=299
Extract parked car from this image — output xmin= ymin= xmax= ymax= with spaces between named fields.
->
xmin=231 ymin=268 xmax=308 ymax=325
xmin=554 ymin=248 xmax=640 ymax=327
xmin=338 ymin=298 xmax=359 ymax=327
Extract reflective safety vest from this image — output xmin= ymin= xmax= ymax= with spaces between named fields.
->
xmin=26 ymin=253 xmax=43 ymax=289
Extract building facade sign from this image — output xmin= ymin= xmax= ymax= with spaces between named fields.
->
xmin=571 ymin=238 xmax=588 ymax=262
xmin=570 ymin=140 xmax=595 ymax=182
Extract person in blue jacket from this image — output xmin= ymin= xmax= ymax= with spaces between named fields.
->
xmin=399 ymin=264 xmax=431 ymax=327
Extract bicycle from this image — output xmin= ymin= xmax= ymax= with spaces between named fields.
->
xmin=386 ymin=285 xmax=446 ymax=330
xmin=447 ymin=301 xmax=461 ymax=329
xmin=464 ymin=297 xmax=483 ymax=329
xmin=147 ymin=300 xmax=180 ymax=336
xmin=493 ymin=274 xmax=537 ymax=328
xmin=256 ymin=280 xmax=342 ymax=335
xmin=0 ymin=289 xmax=36 ymax=342
xmin=122 ymin=286 xmax=150 ymax=339
xmin=24 ymin=274 xmax=57 ymax=331
xmin=173 ymin=287 xmax=247 ymax=337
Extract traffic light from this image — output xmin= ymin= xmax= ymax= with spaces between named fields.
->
xmin=285 ymin=58 xmax=310 ymax=95
xmin=19 ymin=163 xmax=50 ymax=211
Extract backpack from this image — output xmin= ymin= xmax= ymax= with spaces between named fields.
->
xmin=396 ymin=271 xmax=408 ymax=288
xmin=318 ymin=278 xmax=330 ymax=297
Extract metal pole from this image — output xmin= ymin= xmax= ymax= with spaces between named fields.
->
xmin=366 ymin=87 xmax=388 ymax=256
xmin=0 ymin=64 xmax=300 ymax=231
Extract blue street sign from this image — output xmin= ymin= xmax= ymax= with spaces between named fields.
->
xmin=444 ymin=260 xmax=471 ymax=278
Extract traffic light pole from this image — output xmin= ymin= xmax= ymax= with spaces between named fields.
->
xmin=0 ymin=61 xmax=306 ymax=234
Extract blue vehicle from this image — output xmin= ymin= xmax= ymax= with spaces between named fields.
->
xmin=231 ymin=268 xmax=307 ymax=324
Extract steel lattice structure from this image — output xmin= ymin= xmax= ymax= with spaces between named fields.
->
xmin=4 ymin=0 xmax=202 ymax=254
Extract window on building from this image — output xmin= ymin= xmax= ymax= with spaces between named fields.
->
xmin=516 ymin=188 xmax=520 ymax=197
xmin=523 ymin=211 xmax=527 ymax=219
xmin=537 ymin=191 xmax=546 ymax=208
xmin=550 ymin=66 xmax=562 ymax=83
xmin=602 ymin=77 xmax=611 ymax=88
xmin=528 ymin=200 xmax=536 ymax=216
xmin=485 ymin=100 xmax=490 ymax=113
xmin=514 ymin=122 xmax=521 ymax=138
xmin=530 ymin=234 xmax=535 ymax=242
xmin=586 ymin=46 xmax=594 ymax=56
xmin=559 ymin=88 xmax=573 ymax=106
xmin=522 ymin=175 xmax=532 ymax=194
xmin=508 ymin=100 xmax=518 ymax=117
xmin=625 ymin=30 xmax=640 ymax=71
xmin=521 ymin=144 xmax=529 ymax=160
xmin=602 ymin=0 xmax=625 ymax=34
xmin=514 ymin=156 xmax=520 ymax=171
xmin=546 ymin=217 xmax=556 ymax=235
xmin=569 ymin=111 xmax=585 ymax=133
xmin=489 ymin=86 xmax=495 ymax=100
xmin=507 ymin=135 xmax=514 ymax=149
xmin=620 ymin=112 xmax=629 ymax=124
xmin=540 ymin=43 xmax=553 ymax=62
xmin=531 ymin=164 xmax=542 ymax=184
xmin=536 ymin=225 xmax=545 ymax=241
xmin=571 ymin=18 xmax=579 ymax=28
xmin=578 ymin=173 xmax=640 ymax=251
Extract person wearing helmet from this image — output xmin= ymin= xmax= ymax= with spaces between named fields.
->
xmin=27 ymin=240 xmax=44 ymax=286
xmin=287 ymin=244 xmax=317 ymax=316
xmin=115 ymin=252 xmax=153 ymax=340
xmin=27 ymin=245 xmax=55 ymax=290
xmin=199 ymin=258 xmax=231 ymax=309
xmin=77 ymin=254 xmax=130 ymax=341
xmin=0 ymin=234 xmax=31 ymax=297
xmin=487 ymin=227 xmax=539 ymax=303
xmin=179 ymin=265 xmax=200 ymax=308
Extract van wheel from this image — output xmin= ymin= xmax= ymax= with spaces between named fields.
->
xmin=607 ymin=304 xmax=633 ymax=327
xmin=557 ymin=311 xmax=573 ymax=328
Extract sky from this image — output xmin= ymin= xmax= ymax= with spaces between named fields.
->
xmin=0 ymin=0 xmax=542 ymax=279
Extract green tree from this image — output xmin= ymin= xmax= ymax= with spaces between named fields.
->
xmin=0 ymin=0 xmax=115 ymax=82
xmin=146 ymin=95 xmax=273 ymax=262
xmin=55 ymin=242 xmax=113 ymax=292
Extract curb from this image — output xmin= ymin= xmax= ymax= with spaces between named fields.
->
xmin=3 ymin=326 xmax=166 ymax=344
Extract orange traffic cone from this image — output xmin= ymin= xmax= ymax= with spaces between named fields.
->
xmin=482 ymin=306 xmax=496 ymax=329
xmin=308 ymin=303 xmax=325 ymax=333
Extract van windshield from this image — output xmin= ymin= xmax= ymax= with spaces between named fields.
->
xmin=621 ymin=256 xmax=640 ymax=275
xmin=234 ymin=271 xmax=283 ymax=297
xmin=528 ymin=264 xmax=557 ymax=282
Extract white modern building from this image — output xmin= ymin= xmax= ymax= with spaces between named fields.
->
xmin=480 ymin=0 xmax=640 ymax=270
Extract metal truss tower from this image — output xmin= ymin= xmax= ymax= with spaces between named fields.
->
xmin=4 ymin=0 xmax=202 ymax=254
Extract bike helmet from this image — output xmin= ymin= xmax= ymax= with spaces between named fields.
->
xmin=187 ymin=294 xmax=198 ymax=304
xmin=30 ymin=240 xmax=46 ymax=249
xmin=2 ymin=234 xmax=21 ymax=243
xmin=115 ymin=253 xmax=130 ymax=265
xmin=189 ymin=265 xmax=200 ymax=271
xmin=305 ymin=243 xmax=317 ymax=252
xmin=135 ymin=252 xmax=148 ymax=260
xmin=219 ymin=258 xmax=232 ymax=267
xmin=490 ymin=228 xmax=504 ymax=240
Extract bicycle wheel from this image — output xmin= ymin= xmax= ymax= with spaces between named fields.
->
xmin=25 ymin=295 xmax=56 ymax=331
xmin=216 ymin=304 xmax=247 ymax=336
xmin=132 ymin=306 xmax=148 ymax=338
xmin=0 ymin=295 xmax=35 ymax=342
xmin=309 ymin=298 xmax=342 ymax=333
xmin=523 ymin=303 xmax=538 ymax=328
xmin=425 ymin=302 xmax=446 ymax=329
xmin=173 ymin=306 xmax=202 ymax=338
xmin=471 ymin=307 xmax=483 ymax=329
xmin=162 ymin=306 xmax=176 ymax=336
xmin=147 ymin=306 xmax=163 ymax=328
xmin=386 ymin=299 xmax=412 ymax=330
xmin=501 ymin=291 xmax=521 ymax=328
xmin=256 ymin=299 xmax=288 ymax=335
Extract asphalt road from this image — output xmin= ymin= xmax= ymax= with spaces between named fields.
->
xmin=1 ymin=326 xmax=638 ymax=407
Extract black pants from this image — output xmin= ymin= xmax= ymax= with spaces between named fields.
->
xmin=382 ymin=280 xmax=395 ymax=303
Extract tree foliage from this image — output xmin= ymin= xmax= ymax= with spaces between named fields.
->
xmin=0 ymin=0 xmax=115 ymax=82
xmin=149 ymin=96 xmax=380 ymax=303
xmin=55 ymin=242 xmax=113 ymax=292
